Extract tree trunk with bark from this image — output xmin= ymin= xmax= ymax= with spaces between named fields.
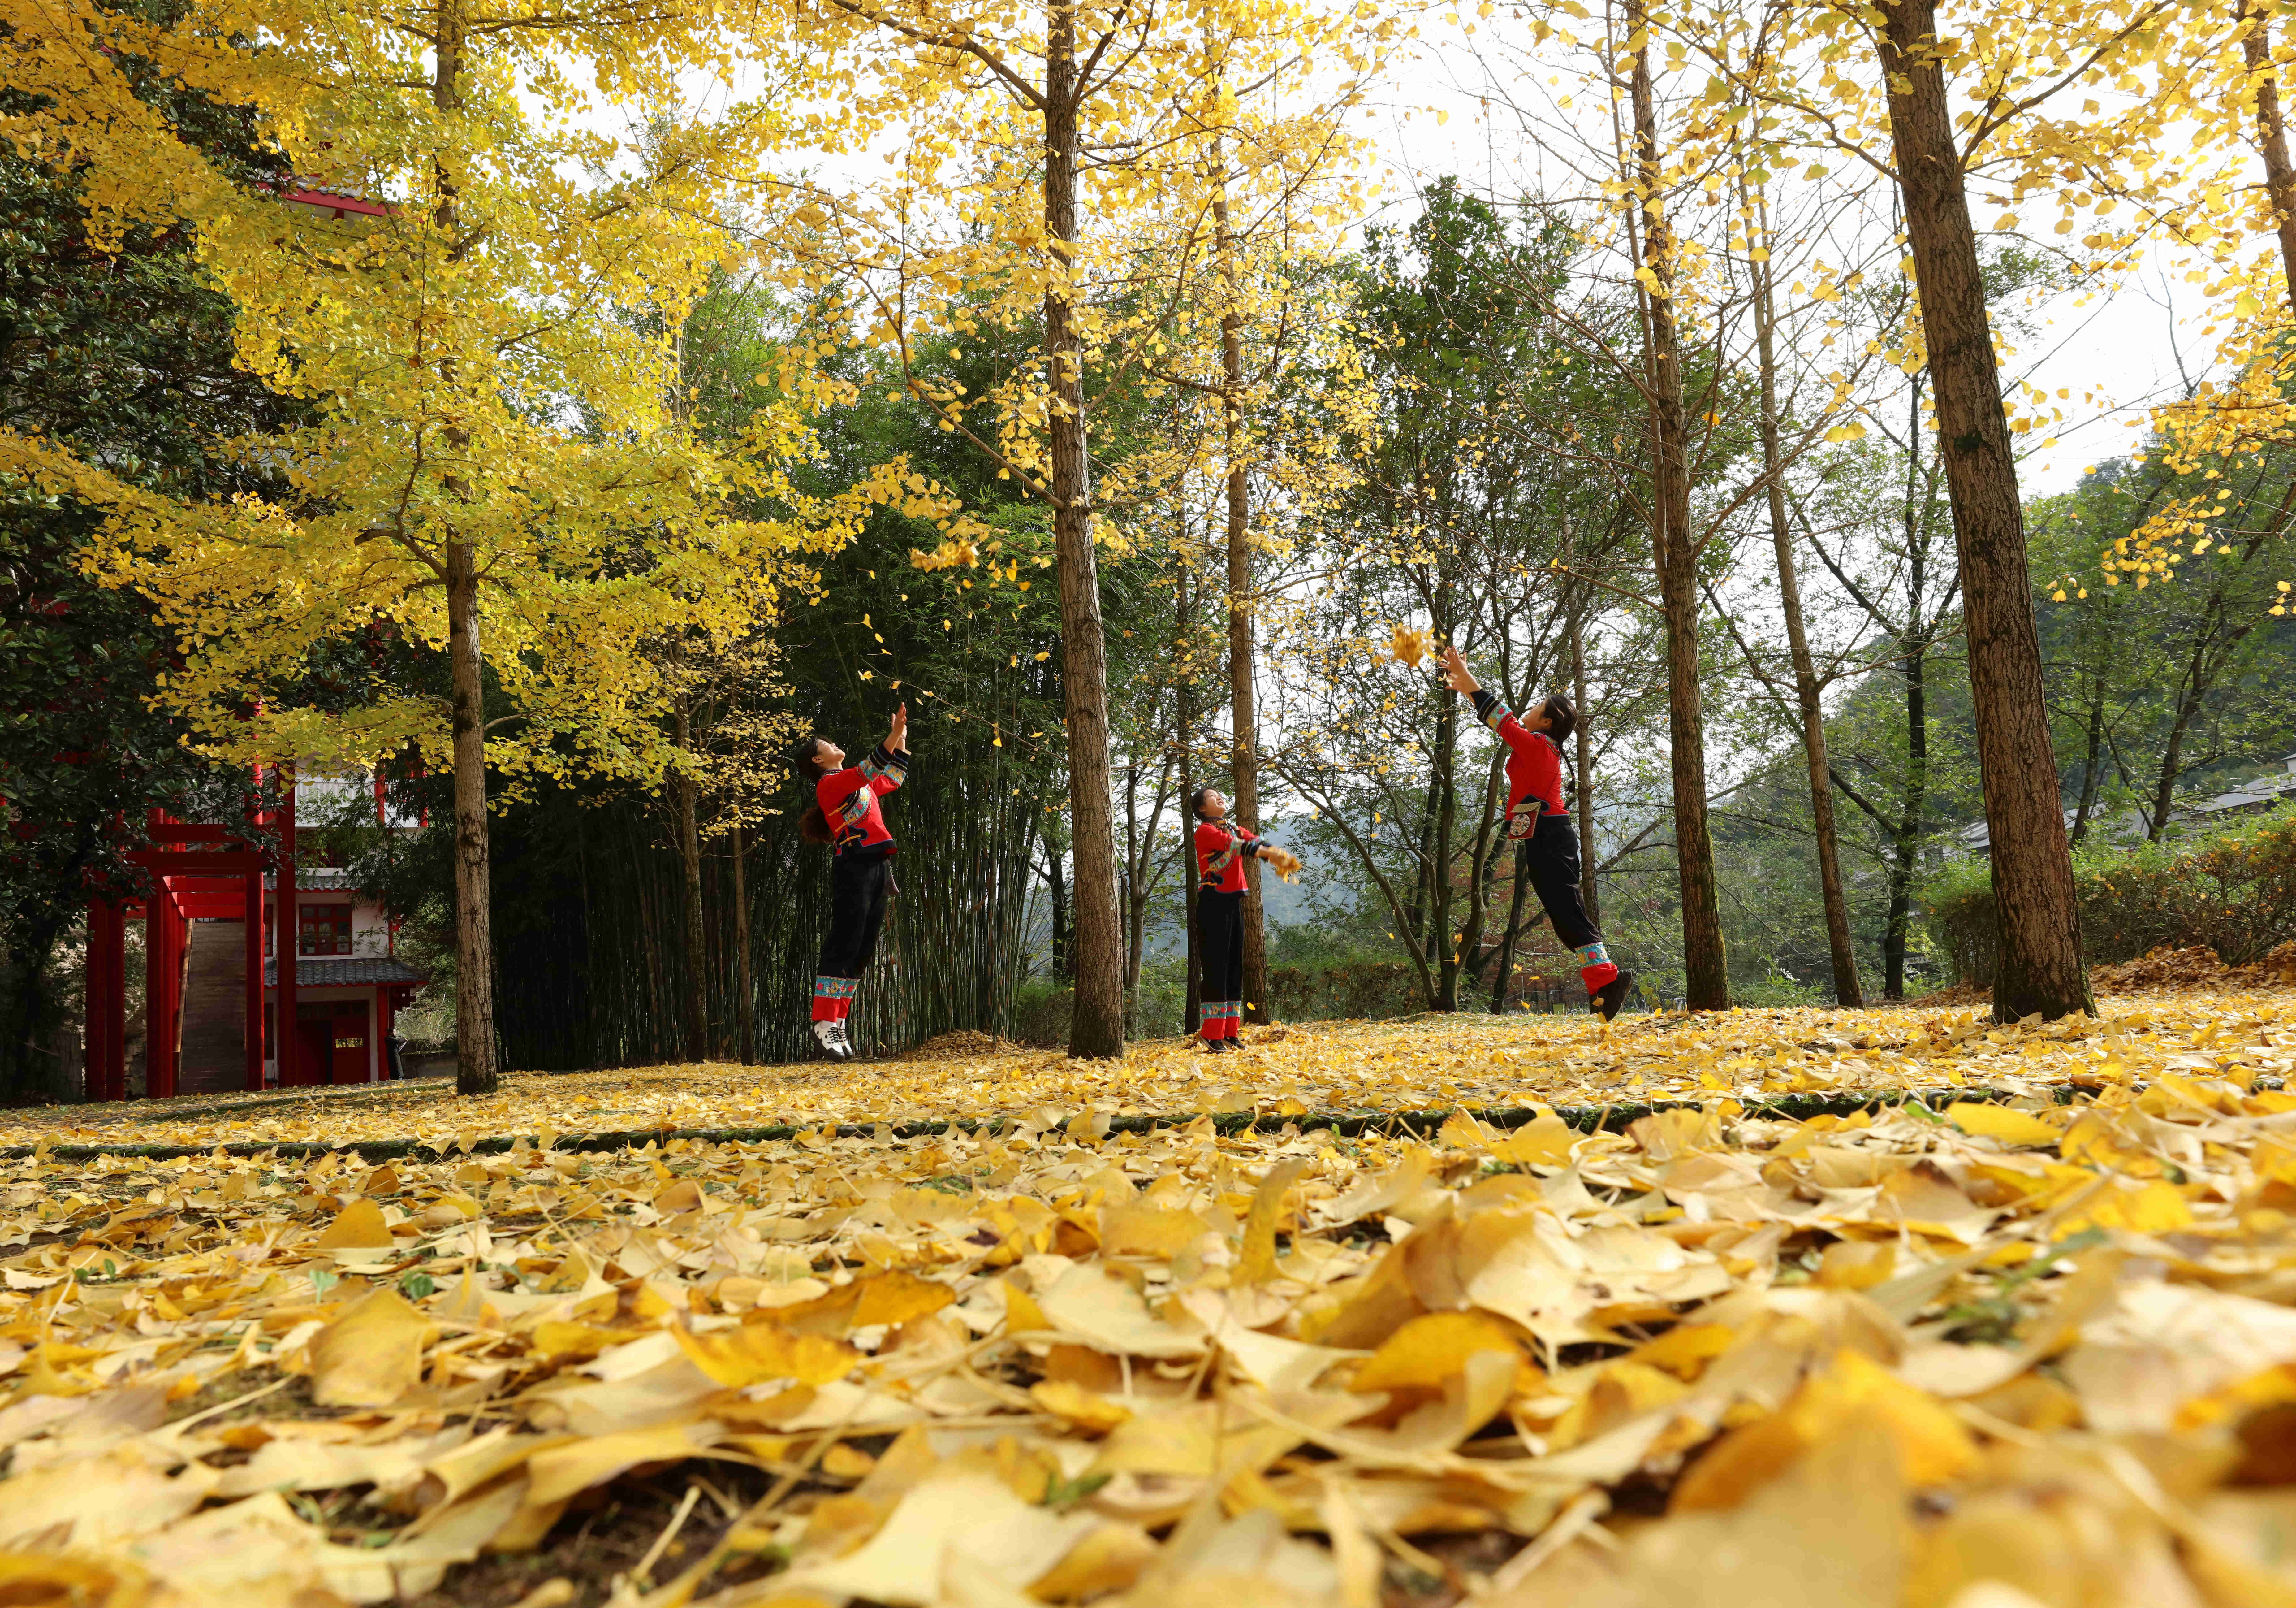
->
xmin=1630 ymin=9 xmax=1730 ymax=1010
xmin=1752 ymin=236 xmax=1864 ymax=1008
xmin=1880 ymin=0 xmax=2091 ymax=1020
xmin=1040 ymin=814 xmax=1072 ymax=982
xmin=1488 ymin=839 xmax=1534 ymax=1013
xmin=1213 ymin=160 xmax=1272 ymax=1025
xmin=1177 ymin=574 xmax=1202 ymax=1035
xmin=2148 ymin=651 xmax=2207 ymax=841
xmin=2246 ymin=0 xmax=2296 ymax=309
xmin=1121 ymin=763 xmax=1152 ymax=1037
xmin=1429 ymin=679 xmax=1460 ymax=1011
xmin=435 ymin=9 xmax=498 ymax=1095
xmin=1883 ymin=637 xmax=1928 ymax=1000
xmin=1570 ymin=609 xmax=1599 ymax=930
xmin=445 ymin=540 xmax=498 ymax=1094
xmin=1041 ymin=0 xmax=1126 ymax=1056
xmin=1450 ymin=748 xmax=1502 ymax=1010
xmin=2069 ymin=693 xmax=2106 ymax=848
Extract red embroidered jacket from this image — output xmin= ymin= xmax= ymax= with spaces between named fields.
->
xmin=1195 ymin=819 xmax=1267 ymax=893
xmin=817 ymin=743 xmax=909 ymax=856
xmin=1471 ymin=688 xmax=1566 ymax=834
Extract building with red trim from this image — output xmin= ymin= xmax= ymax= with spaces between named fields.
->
xmin=85 ymin=769 xmax=427 ymax=1099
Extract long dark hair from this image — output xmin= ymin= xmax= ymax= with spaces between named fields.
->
xmin=1539 ymin=693 xmax=1578 ymax=747
xmin=790 ymin=736 xmax=835 ymax=845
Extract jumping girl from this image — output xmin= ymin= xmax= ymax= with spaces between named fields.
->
xmin=1441 ymin=645 xmax=1635 ymax=1020
xmin=792 ymin=703 xmax=909 ymax=1060
xmin=1191 ymin=787 xmax=1291 ymax=1051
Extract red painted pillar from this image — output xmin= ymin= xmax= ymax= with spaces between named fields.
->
xmin=161 ymin=894 xmax=185 ymax=1098
xmin=377 ymin=987 xmax=395 ymax=1080
xmin=278 ymin=769 xmax=301 ymax=1085
xmin=244 ymin=864 xmax=265 ymax=1090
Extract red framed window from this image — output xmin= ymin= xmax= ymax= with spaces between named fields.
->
xmin=297 ymin=903 xmax=353 ymax=956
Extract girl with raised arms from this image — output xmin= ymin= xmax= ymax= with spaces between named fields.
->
xmin=1441 ymin=645 xmax=1635 ymax=1020
xmin=790 ymin=702 xmax=910 ymax=1060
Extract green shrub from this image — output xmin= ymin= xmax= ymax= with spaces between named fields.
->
xmin=1923 ymin=803 xmax=2296 ymax=985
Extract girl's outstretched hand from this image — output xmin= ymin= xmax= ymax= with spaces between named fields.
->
xmin=888 ymin=702 xmax=909 ymax=752
xmin=1441 ymin=645 xmax=1478 ymax=697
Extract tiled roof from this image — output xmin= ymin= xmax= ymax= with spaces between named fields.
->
xmin=263 ymin=957 xmax=427 ymax=987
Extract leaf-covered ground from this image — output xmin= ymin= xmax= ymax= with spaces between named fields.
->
xmin=7 ymin=992 xmax=2279 ymax=1153
xmin=2 ymin=990 xmax=2294 ymax=1607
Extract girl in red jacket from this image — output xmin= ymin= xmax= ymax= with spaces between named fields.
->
xmin=1190 ymin=787 xmax=1289 ymax=1051
xmin=791 ymin=702 xmax=909 ymax=1060
xmin=1442 ymin=645 xmax=1635 ymax=1020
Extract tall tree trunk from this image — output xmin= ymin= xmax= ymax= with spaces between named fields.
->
xmin=1883 ymin=637 xmax=1928 ymax=1000
xmin=1488 ymin=840 xmax=1534 ymax=1013
xmin=1630 ymin=3 xmax=1729 ymax=1010
xmin=1570 ymin=608 xmax=1599 ymax=930
xmin=1040 ymin=815 xmax=1071 ymax=981
xmin=729 ymin=822 xmax=752 ymax=1062
xmin=1406 ymin=780 xmax=1439 ymax=956
xmin=2246 ymin=0 xmax=2296 ymax=310
xmin=1751 ymin=232 xmax=1864 ymax=1008
xmin=2148 ymin=657 xmax=2207 ymax=840
xmin=445 ymin=540 xmax=497 ymax=1094
xmin=2069 ymin=690 xmax=2105 ymax=848
xmin=1122 ymin=763 xmax=1145 ymax=1035
xmin=1041 ymin=2 xmax=1125 ymax=1056
xmin=1212 ymin=147 xmax=1271 ymax=1025
xmin=434 ymin=6 xmax=497 ymax=1094
xmin=671 ymin=703 xmax=707 ymax=1063
xmin=1429 ymin=678 xmax=1460 ymax=1011
xmin=1453 ymin=750 xmax=1504 ymax=1009
xmin=1879 ymin=0 xmax=2091 ymax=1020
xmin=1177 ymin=572 xmax=1202 ymax=1035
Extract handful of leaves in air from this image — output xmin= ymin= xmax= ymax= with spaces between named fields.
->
xmin=1259 ymin=844 xmax=1304 ymax=880
xmin=911 ymin=537 xmax=980 ymax=570
xmin=1386 ymin=625 xmax=1430 ymax=667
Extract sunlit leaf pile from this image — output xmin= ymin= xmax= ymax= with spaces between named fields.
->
xmin=1 ymin=991 xmax=2294 ymax=1605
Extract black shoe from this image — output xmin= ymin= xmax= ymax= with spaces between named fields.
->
xmin=1590 ymin=971 xmax=1635 ymax=1022
xmin=1200 ymin=1036 xmax=1226 ymax=1053
xmin=812 ymin=1020 xmax=853 ymax=1060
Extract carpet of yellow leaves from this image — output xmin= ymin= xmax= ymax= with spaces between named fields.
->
xmin=0 ymin=991 xmax=2292 ymax=1606
xmin=5 ymin=994 xmax=2286 ymax=1154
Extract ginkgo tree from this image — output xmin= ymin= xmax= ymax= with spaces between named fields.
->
xmin=1098 ymin=52 xmax=1379 ymax=1026
xmin=1622 ymin=0 xmax=2253 ymax=1019
xmin=9 ymin=0 xmax=916 ymax=1093
xmin=2095 ymin=4 xmax=2296 ymax=617
xmin=737 ymin=0 xmax=1397 ymax=1056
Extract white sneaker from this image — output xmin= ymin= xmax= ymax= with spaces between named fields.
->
xmin=812 ymin=1019 xmax=852 ymax=1060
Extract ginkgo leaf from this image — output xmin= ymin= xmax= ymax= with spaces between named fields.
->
xmin=1349 ymin=1311 xmax=1528 ymax=1394
xmin=1945 ymin=1102 xmax=2062 ymax=1147
xmin=309 ymin=1289 xmax=431 ymax=1408
xmin=672 ymin=1320 xmax=858 ymax=1388
xmin=312 ymin=1197 xmax=393 ymax=1249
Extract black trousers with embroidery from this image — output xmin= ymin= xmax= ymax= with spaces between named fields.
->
xmin=819 ymin=852 xmax=893 ymax=978
xmin=1198 ymin=886 xmax=1245 ymax=1008
xmin=1521 ymin=813 xmax=1601 ymax=953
